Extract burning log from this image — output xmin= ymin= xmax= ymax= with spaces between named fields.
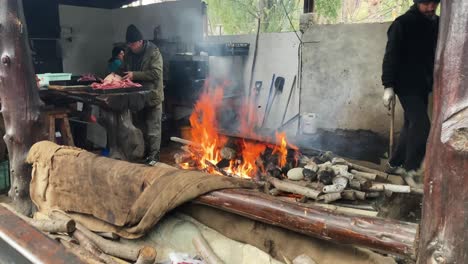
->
xmin=195 ymin=189 xmax=418 ymax=258
xmin=174 ymin=152 xmax=194 ymax=165
xmin=266 ymin=176 xmax=320 ymax=200
xmin=204 ymin=160 xmax=229 ymax=177
xmin=192 ymin=234 xmax=224 ymax=264
xmin=220 ymin=147 xmax=237 ymax=160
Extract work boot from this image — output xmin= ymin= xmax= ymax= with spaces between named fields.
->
xmin=145 ymin=152 xmax=160 ymax=166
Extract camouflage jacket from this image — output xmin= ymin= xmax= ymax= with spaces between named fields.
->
xmin=123 ymin=41 xmax=164 ymax=106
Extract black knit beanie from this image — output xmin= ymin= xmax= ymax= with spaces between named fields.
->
xmin=414 ymin=0 xmax=440 ymax=3
xmin=126 ymin=24 xmax=143 ymax=43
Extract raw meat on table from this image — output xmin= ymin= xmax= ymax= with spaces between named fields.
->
xmin=91 ymin=73 xmax=142 ymax=90
xmin=78 ymin=73 xmax=99 ymax=82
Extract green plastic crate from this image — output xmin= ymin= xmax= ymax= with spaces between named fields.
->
xmin=0 ymin=160 xmax=10 ymax=194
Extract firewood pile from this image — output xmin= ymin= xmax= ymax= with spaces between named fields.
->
xmin=172 ymin=136 xmax=423 ymax=206
xmin=2 ymin=204 xmax=156 ymax=264
xmin=264 ymin=153 xmax=421 ymax=204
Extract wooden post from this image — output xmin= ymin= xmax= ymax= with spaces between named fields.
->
xmin=0 ymin=0 xmax=46 ymax=215
xmin=417 ymin=1 xmax=468 ymax=263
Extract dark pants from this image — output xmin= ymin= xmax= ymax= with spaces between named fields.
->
xmin=133 ymin=103 xmax=162 ymax=160
xmin=389 ymin=95 xmax=431 ymax=170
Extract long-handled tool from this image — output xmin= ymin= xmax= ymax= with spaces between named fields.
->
xmin=389 ymin=98 xmax=396 ymax=157
xmin=281 ymin=75 xmax=297 ymax=126
xmin=261 ymin=74 xmax=276 ymax=127
xmin=263 ymin=76 xmax=285 ymax=128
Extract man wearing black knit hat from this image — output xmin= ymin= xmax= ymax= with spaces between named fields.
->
xmin=381 ymin=0 xmax=440 ymax=177
xmin=122 ymin=24 xmax=164 ymax=166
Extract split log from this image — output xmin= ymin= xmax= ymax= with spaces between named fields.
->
xmin=418 ymin=1 xmax=468 ymax=262
xmin=48 ymin=234 xmax=77 ymax=244
xmin=192 ymin=234 xmax=224 ymax=264
xmin=195 ymin=189 xmax=418 ymax=258
xmin=269 ymin=188 xmax=281 ymax=196
xmin=2 ymin=203 xmax=75 ymax=233
xmin=338 ymin=191 xmax=356 ymax=201
xmin=348 ymin=178 xmax=371 ymax=191
xmin=350 ymin=190 xmax=366 ymax=200
xmin=311 ymin=203 xmax=378 ymax=217
xmin=60 ymin=239 xmax=105 ymax=264
xmin=0 ymin=0 xmax=47 ymax=214
xmin=350 ymin=170 xmax=377 ymax=181
xmin=365 ymin=192 xmax=381 ymax=198
xmin=318 ymin=193 xmax=341 ymax=203
xmin=31 ymin=219 xmax=76 ymax=234
xmin=347 ymin=162 xmax=391 ymax=181
xmin=366 ymin=183 xmax=411 ymax=193
xmin=135 ymin=246 xmax=157 ymax=264
xmin=334 ymin=203 xmax=377 ymax=212
xmin=50 ymin=211 xmax=143 ymax=261
xmin=73 ymin=230 xmax=120 ymax=264
xmin=96 ymin=232 xmax=120 ymax=241
xmin=266 ymin=176 xmax=320 ymax=200
xmin=170 ymin=136 xmax=201 ymax=148
xmin=403 ymin=176 xmax=424 ymax=195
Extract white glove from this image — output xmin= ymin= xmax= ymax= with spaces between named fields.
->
xmin=383 ymin=88 xmax=395 ymax=108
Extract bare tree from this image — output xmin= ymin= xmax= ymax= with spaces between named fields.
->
xmin=0 ymin=0 xmax=47 ymax=215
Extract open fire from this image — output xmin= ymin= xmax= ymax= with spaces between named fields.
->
xmin=173 ymin=82 xmax=416 ymax=205
xmin=177 ymin=82 xmax=299 ymax=179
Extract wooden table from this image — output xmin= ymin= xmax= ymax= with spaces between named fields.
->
xmin=40 ymin=87 xmax=152 ymax=161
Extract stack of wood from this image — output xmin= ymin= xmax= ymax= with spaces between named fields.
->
xmin=171 ymin=136 xmax=423 ymax=205
xmin=264 ymin=152 xmax=422 ymax=204
xmin=2 ymin=204 xmax=157 ymax=264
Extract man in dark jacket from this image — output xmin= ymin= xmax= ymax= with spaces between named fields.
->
xmin=122 ymin=24 xmax=164 ymax=165
xmin=382 ymin=0 xmax=439 ymax=176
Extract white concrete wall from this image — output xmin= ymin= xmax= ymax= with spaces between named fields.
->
xmin=112 ymin=0 xmax=203 ymax=44
xmin=208 ymin=23 xmax=404 ymax=140
xmin=206 ymin=33 xmax=301 ymax=135
xmin=301 ymin=22 xmax=404 ymax=137
xmin=59 ymin=5 xmax=114 ymax=76
xmin=59 ymin=0 xmax=203 ymax=76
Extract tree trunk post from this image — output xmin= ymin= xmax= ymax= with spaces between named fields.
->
xmin=0 ymin=0 xmax=46 ymax=215
xmin=417 ymin=1 xmax=468 ymax=263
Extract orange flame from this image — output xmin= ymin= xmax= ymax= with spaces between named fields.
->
xmin=189 ymin=84 xmax=227 ymax=173
xmin=183 ymin=82 xmax=298 ymax=178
